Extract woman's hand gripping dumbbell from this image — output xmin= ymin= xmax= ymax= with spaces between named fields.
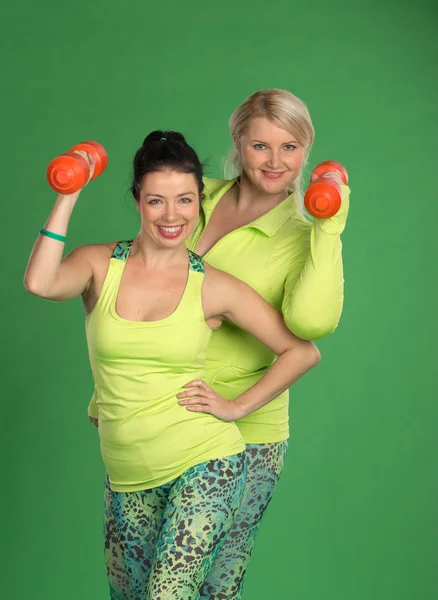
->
xmin=46 ymin=141 xmax=108 ymax=194
xmin=304 ymin=160 xmax=348 ymax=219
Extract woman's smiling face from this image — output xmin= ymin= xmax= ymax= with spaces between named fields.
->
xmin=136 ymin=169 xmax=200 ymax=248
xmin=237 ymin=116 xmax=306 ymax=194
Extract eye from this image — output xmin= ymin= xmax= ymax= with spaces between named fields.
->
xmin=284 ymin=144 xmax=297 ymax=151
xmin=148 ymin=198 xmax=162 ymax=205
xmin=179 ymin=197 xmax=193 ymax=204
xmin=253 ymin=143 xmax=266 ymax=150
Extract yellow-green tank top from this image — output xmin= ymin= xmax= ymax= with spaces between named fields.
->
xmin=85 ymin=241 xmax=245 ymax=492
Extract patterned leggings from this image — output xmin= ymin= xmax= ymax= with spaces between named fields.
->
xmin=105 ymin=453 xmax=247 ymax=600
xmin=198 ymin=441 xmax=288 ymax=599
xmin=104 ymin=442 xmax=288 ymax=600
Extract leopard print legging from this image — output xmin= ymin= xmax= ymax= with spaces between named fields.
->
xmin=105 ymin=442 xmax=288 ymax=600
xmin=198 ymin=442 xmax=288 ymax=599
xmin=105 ymin=453 xmax=247 ymax=600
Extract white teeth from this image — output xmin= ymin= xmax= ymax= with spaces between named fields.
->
xmin=159 ymin=226 xmax=183 ymax=233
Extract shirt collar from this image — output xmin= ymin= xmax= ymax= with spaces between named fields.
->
xmin=203 ymin=178 xmax=298 ymax=238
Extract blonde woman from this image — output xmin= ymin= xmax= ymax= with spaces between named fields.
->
xmin=89 ymin=89 xmax=350 ymax=599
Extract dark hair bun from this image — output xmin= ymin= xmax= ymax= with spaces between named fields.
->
xmin=131 ymin=130 xmax=204 ymax=200
xmin=142 ymin=131 xmax=187 ymax=146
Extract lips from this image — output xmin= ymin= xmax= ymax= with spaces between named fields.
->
xmin=262 ymin=170 xmax=285 ymax=180
xmin=156 ymin=225 xmax=184 ymax=239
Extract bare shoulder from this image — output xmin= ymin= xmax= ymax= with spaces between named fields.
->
xmin=202 ymin=261 xmax=273 ymax=325
xmin=76 ymin=242 xmax=120 ymax=299
xmin=201 ymin=262 xmax=251 ymax=320
xmin=63 ymin=242 xmax=120 ymax=291
xmin=65 ymin=241 xmax=117 ymax=264
xmin=204 ymin=262 xmax=240 ymax=287
xmin=203 ymin=262 xmax=254 ymax=297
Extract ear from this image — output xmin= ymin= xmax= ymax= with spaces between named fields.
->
xmin=232 ymin=135 xmax=239 ymax=148
xmin=135 ymin=200 xmax=140 ymax=213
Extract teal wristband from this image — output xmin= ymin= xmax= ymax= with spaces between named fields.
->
xmin=39 ymin=228 xmax=66 ymax=242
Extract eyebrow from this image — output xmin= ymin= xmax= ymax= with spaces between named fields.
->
xmin=144 ymin=191 xmax=196 ymax=198
xmin=251 ymin=139 xmax=300 ymax=145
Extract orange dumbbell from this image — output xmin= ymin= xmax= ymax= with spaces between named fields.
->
xmin=46 ymin=141 xmax=108 ymax=194
xmin=304 ymin=160 xmax=348 ymax=219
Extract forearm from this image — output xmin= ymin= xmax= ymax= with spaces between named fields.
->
xmin=284 ymin=228 xmax=344 ymax=339
xmin=24 ymin=193 xmax=78 ymax=296
xmin=234 ymin=344 xmax=320 ymax=418
xmin=283 ymin=185 xmax=350 ymax=340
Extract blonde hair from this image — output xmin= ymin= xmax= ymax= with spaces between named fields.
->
xmin=225 ymin=88 xmax=315 ymax=212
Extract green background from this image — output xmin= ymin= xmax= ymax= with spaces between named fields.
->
xmin=2 ymin=0 xmax=437 ymax=598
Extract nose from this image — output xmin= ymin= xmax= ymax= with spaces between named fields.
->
xmin=163 ymin=202 xmax=179 ymax=223
xmin=267 ymin=149 xmax=282 ymax=170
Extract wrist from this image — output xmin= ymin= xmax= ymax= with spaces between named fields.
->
xmin=233 ymin=397 xmax=249 ymax=420
xmin=56 ymin=191 xmax=81 ymax=205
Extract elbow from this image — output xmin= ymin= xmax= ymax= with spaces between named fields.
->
xmin=23 ymin=275 xmax=37 ymax=295
xmin=286 ymin=316 xmax=340 ymax=341
xmin=310 ymin=343 xmax=321 ymax=367
xmin=23 ymin=275 xmax=49 ymax=299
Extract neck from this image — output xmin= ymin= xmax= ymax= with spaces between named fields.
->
xmin=131 ymin=231 xmax=188 ymax=268
xmin=234 ymin=172 xmax=290 ymax=212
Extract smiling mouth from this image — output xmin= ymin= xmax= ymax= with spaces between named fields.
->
xmin=262 ymin=171 xmax=285 ymax=179
xmin=156 ymin=225 xmax=185 ymax=238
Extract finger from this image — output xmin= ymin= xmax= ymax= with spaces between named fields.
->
xmin=186 ymin=405 xmax=212 ymax=413
xmin=72 ymin=149 xmax=89 ymax=162
xmin=177 ymin=388 xmax=212 ymax=399
xmin=183 ymin=379 xmax=209 ymax=390
xmin=179 ymin=396 xmax=211 ymax=406
xmin=72 ymin=150 xmax=95 ymax=169
xmin=87 ymin=152 xmax=96 ymax=180
xmin=319 ymin=172 xmax=344 ymax=186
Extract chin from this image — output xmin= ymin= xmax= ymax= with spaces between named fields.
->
xmin=258 ymin=178 xmax=287 ymax=195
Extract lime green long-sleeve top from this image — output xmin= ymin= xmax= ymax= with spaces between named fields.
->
xmin=89 ymin=177 xmax=350 ymax=444
xmin=187 ymin=177 xmax=350 ymax=443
